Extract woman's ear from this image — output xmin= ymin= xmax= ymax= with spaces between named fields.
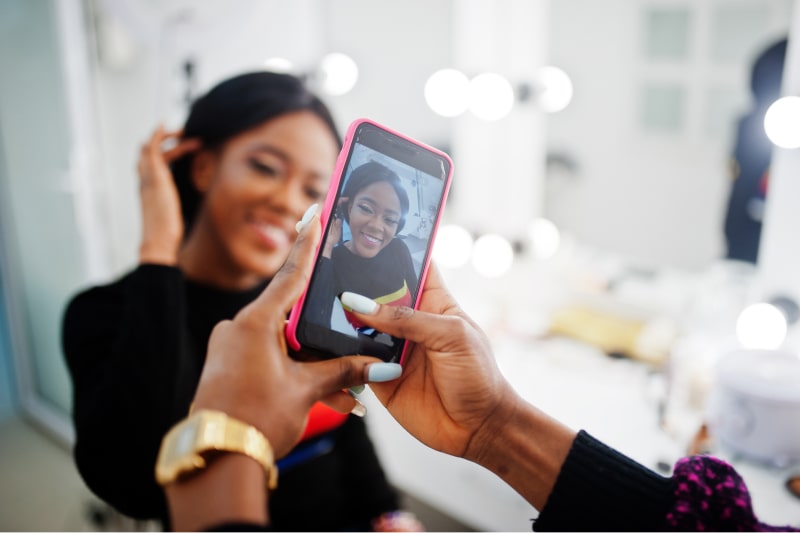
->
xmin=190 ymin=150 xmax=216 ymax=193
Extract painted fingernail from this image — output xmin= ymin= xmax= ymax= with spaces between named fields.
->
xmin=367 ymin=363 xmax=402 ymax=382
xmin=295 ymin=203 xmax=319 ymax=233
xmin=350 ymin=399 xmax=367 ymax=417
xmin=349 ymin=385 xmax=366 ymax=395
xmin=340 ymin=292 xmax=378 ymax=315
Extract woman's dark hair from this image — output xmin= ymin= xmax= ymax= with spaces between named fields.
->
xmin=171 ymin=71 xmax=341 ymax=232
xmin=342 ymin=161 xmax=409 ymax=233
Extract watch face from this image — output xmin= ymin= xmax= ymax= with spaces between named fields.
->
xmin=174 ymin=420 xmax=200 ymax=456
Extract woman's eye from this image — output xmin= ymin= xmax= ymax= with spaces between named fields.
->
xmin=384 ymin=217 xmax=399 ymax=226
xmin=357 ymin=204 xmax=374 ymax=215
xmin=250 ymin=159 xmax=279 ymax=177
xmin=304 ymin=187 xmax=325 ymax=201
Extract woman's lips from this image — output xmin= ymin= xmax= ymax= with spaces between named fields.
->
xmin=359 ymin=232 xmax=382 ymax=248
xmin=251 ymin=220 xmax=291 ymax=249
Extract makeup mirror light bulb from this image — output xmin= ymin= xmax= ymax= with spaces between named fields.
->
xmin=764 ymin=96 xmax=800 ymax=148
xmin=736 ymin=302 xmax=788 ymax=350
xmin=433 ymin=224 xmax=473 ymax=268
xmin=319 ymin=52 xmax=358 ymax=95
xmin=535 ymin=66 xmax=573 ymax=113
xmin=469 ymin=73 xmax=515 ymax=121
xmin=263 ymin=57 xmax=294 ymax=73
xmin=425 ymin=69 xmax=470 ymax=117
xmin=528 ymin=218 xmax=561 ymax=259
xmin=471 ymin=234 xmax=514 ymax=278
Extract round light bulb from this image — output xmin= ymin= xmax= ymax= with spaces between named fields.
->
xmin=424 ymin=69 xmax=470 ymax=117
xmin=736 ymin=302 xmax=788 ymax=349
xmin=471 ymin=234 xmax=514 ymax=277
xmin=764 ymin=96 xmax=800 ymax=149
xmin=433 ymin=224 xmax=473 ymax=268
xmin=318 ymin=52 xmax=358 ymax=95
xmin=527 ymin=218 xmax=561 ymax=259
xmin=535 ymin=66 xmax=573 ymax=113
xmin=469 ymin=72 xmax=515 ymax=121
xmin=263 ymin=57 xmax=294 ymax=73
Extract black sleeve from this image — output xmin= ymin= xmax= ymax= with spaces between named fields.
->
xmin=62 ymin=264 xmax=197 ymax=521
xmin=532 ymin=430 xmax=674 ymax=532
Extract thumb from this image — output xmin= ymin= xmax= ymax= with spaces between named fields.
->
xmin=298 ymin=356 xmax=403 ymax=399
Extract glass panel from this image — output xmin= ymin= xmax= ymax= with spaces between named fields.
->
xmin=640 ymin=83 xmax=686 ymax=133
xmin=645 ymin=8 xmax=691 ymax=61
xmin=711 ymin=4 xmax=769 ymax=64
xmin=0 ymin=0 xmax=92 ymax=420
xmin=0 ymin=258 xmax=18 ymax=422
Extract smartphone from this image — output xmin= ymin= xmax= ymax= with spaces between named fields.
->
xmin=286 ymin=118 xmax=453 ymax=364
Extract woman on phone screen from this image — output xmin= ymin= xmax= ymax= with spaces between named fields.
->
xmin=305 ymin=161 xmax=418 ymax=341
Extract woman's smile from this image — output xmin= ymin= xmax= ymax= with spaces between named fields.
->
xmin=248 ymin=216 xmax=292 ymax=250
xmin=358 ymin=231 xmax=384 ymax=249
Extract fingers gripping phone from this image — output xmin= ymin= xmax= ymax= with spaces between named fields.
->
xmin=286 ymin=118 xmax=453 ymax=364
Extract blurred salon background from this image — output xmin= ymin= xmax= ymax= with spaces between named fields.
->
xmin=2 ymin=0 xmax=800 ymax=530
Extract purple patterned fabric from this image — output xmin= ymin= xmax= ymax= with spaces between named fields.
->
xmin=665 ymin=455 xmax=799 ymax=532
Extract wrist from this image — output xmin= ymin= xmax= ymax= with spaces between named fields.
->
xmin=139 ymin=240 xmax=179 ymax=265
xmin=466 ymin=394 xmax=577 ymax=511
xmin=462 ymin=387 xmax=522 ymax=465
xmin=165 ymin=453 xmax=268 ymax=531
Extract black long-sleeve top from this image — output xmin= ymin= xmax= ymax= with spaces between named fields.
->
xmin=306 ymin=238 xmax=417 ymax=331
xmin=62 ymin=264 xmax=399 ymax=531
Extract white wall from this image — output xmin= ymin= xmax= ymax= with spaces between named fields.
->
xmin=545 ymin=0 xmax=793 ymax=270
xmin=759 ymin=0 xmax=800 ymax=303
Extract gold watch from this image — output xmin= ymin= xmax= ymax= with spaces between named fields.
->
xmin=155 ymin=409 xmax=278 ymax=490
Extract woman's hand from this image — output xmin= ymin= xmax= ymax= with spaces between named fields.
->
xmin=343 ymin=267 xmax=577 ymax=512
xmin=137 ymin=126 xmax=201 ymax=265
xmin=190 ymin=205 xmax=398 ymax=457
xmin=165 ymin=206 xmax=402 ymax=531
xmin=342 ymin=265 xmax=520 ymax=463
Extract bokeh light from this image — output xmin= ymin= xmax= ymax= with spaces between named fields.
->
xmin=764 ymin=96 xmax=800 ymax=149
xmin=263 ymin=57 xmax=294 ymax=73
xmin=736 ymin=302 xmax=788 ymax=349
xmin=424 ymin=68 xmax=470 ymax=117
xmin=535 ymin=66 xmax=573 ymax=113
xmin=527 ymin=217 xmax=561 ymax=259
xmin=432 ymin=224 xmax=474 ymax=268
xmin=468 ymin=72 xmax=514 ymax=121
xmin=471 ymin=233 xmax=514 ymax=277
xmin=318 ymin=52 xmax=358 ymax=95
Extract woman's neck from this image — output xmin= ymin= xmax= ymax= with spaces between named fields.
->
xmin=178 ymin=222 xmax=265 ymax=291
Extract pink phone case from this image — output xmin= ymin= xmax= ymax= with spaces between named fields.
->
xmin=285 ymin=118 xmax=453 ymax=365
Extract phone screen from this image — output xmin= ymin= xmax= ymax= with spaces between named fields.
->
xmin=293 ymin=121 xmax=452 ymax=363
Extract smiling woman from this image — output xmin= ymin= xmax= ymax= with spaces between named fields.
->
xmin=304 ymin=160 xmax=417 ymax=339
xmin=60 ymin=71 xmax=412 ymax=531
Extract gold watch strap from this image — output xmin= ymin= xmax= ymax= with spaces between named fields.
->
xmin=156 ymin=409 xmax=278 ymax=490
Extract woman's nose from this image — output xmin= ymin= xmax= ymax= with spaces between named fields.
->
xmin=270 ymin=180 xmax=309 ymax=217
xmin=366 ymin=214 xmax=386 ymax=230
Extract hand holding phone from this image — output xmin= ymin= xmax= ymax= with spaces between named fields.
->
xmin=286 ymin=118 xmax=454 ymax=364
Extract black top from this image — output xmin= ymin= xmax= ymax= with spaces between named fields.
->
xmin=62 ymin=264 xmax=398 ymax=531
xmin=306 ymin=238 xmax=418 ymax=330
xmin=533 ymin=431 xmax=674 ymax=531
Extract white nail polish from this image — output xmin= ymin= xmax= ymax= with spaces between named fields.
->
xmin=295 ymin=203 xmax=319 ymax=233
xmin=340 ymin=292 xmax=378 ymax=315
xmin=350 ymin=400 xmax=367 ymax=417
xmin=367 ymin=363 xmax=402 ymax=382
